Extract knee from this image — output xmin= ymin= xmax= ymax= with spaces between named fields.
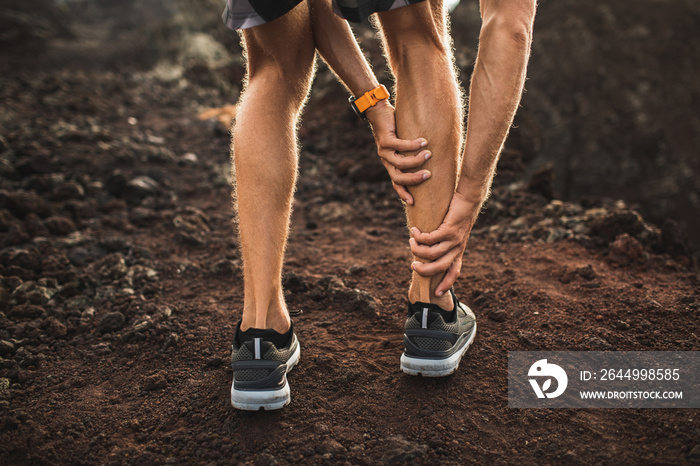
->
xmin=245 ymin=51 xmax=315 ymax=108
xmin=380 ymin=6 xmax=448 ymax=62
xmin=481 ymin=0 xmax=536 ymax=48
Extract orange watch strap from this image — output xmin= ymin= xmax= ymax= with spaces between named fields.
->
xmin=353 ymin=85 xmax=390 ymax=113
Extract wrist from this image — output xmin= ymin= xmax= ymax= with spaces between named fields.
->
xmin=350 ymin=84 xmax=390 ymax=119
xmin=364 ymin=99 xmax=392 ymax=119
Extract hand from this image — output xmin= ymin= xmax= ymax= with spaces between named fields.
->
xmin=365 ymin=100 xmax=431 ymax=205
xmin=409 ymin=192 xmax=483 ymax=296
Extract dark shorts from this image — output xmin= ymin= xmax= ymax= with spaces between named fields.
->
xmin=222 ymin=0 xmax=426 ymax=30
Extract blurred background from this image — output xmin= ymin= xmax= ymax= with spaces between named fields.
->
xmin=1 ymin=0 xmax=698 ymax=256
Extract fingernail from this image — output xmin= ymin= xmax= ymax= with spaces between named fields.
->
xmin=423 ymin=152 xmax=432 ymax=161
xmin=411 ymin=262 xmax=418 ymax=270
xmin=420 ymin=139 xmax=428 ymax=147
xmin=422 ymin=172 xmax=431 ymax=180
xmin=436 ymin=290 xmax=444 ymax=297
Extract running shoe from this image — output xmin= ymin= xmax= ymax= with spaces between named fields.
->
xmin=230 ymin=321 xmax=300 ymax=410
xmin=400 ymin=290 xmax=476 ymax=377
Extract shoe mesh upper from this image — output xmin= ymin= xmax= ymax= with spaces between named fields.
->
xmin=235 ymin=368 xmax=270 ymax=381
xmin=404 ymin=313 xmax=459 ymax=333
xmin=413 ymin=336 xmax=453 ymax=352
xmin=232 ymin=337 xmax=295 ymax=383
xmin=232 ymin=344 xmax=253 ymax=362
xmin=405 ymin=303 xmax=475 ymax=353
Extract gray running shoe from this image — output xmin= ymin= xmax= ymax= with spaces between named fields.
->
xmin=230 ymin=321 xmax=300 ymax=410
xmin=400 ymin=290 xmax=476 ymax=377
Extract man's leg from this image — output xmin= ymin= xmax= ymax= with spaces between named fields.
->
xmin=377 ymin=0 xmax=462 ymax=310
xmin=232 ymin=4 xmax=316 ymax=333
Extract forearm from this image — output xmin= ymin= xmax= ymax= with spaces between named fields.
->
xmin=309 ymin=0 xmax=378 ymax=97
xmin=456 ymin=5 xmax=535 ymax=205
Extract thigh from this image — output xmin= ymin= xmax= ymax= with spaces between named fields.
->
xmin=242 ymin=1 xmax=316 ymax=78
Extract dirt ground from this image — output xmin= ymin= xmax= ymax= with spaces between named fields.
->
xmin=1 ymin=3 xmax=700 ymax=465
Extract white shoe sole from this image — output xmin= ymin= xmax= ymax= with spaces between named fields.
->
xmin=230 ymin=343 xmax=300 ymax=411
xmin=400 ymin=321 xmax=477 ymax=377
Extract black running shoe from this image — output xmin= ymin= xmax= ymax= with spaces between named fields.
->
xmin=400 ymin=290 xmax=476 ymax=377
xmin=230 ymin=321 xmax=300 ymax=410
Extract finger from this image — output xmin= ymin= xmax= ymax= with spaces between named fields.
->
xmin=410 ymin=226 xmax=452 ymax=246
xmin=409 ymin=237 xmax=453 ymax=261
xmin=379 ymin=150 xmax=431 ymax=171
xmin=381 ymin=136 xmax=428 ymax=153
xmin=394 ymin=182 xmax=413 ymax=205
xmin=435 ymin=258 xmax=462 ymax=297
xmin=389 ymin=166 xmax=431 ymax=186
xmin=380 ymin=150 xmax=431 ymax=171
xmin=411 ymin=249 xmax=458 ymax=277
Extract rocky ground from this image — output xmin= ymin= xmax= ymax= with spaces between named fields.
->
xmin=1 ymin=0 xmax=699 ymax=464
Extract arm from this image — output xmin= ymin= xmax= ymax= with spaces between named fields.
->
xmin=308 ymin=0 xmax=430 ymax=205
xmin=411 ymin=0 xmax=537 ymax=294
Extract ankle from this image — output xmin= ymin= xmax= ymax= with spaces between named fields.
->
xmin=241 ymin=299 xmax=291 ymax=333
xmin=407 ymin=285 xmax=454 ymax=311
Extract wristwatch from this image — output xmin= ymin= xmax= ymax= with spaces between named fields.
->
xmin=349 ymin=84 xmax=390 ymax=120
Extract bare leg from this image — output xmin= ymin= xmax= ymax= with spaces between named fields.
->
xmin=377 ymin=0 xmax=462 ymax=310
xmin=232 ymin=4 xmax=316 ymax=332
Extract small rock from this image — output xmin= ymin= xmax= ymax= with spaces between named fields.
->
xmin=98 ymin=312 xmax=125 ymax=333
xmin=124 ymin=176 xmax=160 ymax=202
xmin=43 ymin=216 xmax=76 ymax=236
xmin=87 ymin=253 xmax=127 ymax=282
xmin=125 ymin=265 xmax=158 ymax=288
xmin=488 ymin=309 xmax=507 ymax=322
xmin=0 ymin=340 xmax=15 ymax=355
xmin=44 ymin=317 xmax=67 ymax=338
xmin=283 ymin=272 xmax=308 ymax=294
xmin=8 ymin=304 xmax=44 ymax=319
xmin=53 ymin=181 xmax=85 ymax=201
xmin=143 ymin=373 xmax=167 ymax=391
xmin=205 ymin=356 xmax=223 ymax=368
xmin=317 ymin=439 xmax=346 ymax=456
xmin=163 ymin=333 xmax=179 ymax=350
xmin=11 ymin=281 xmax=53 ymax=305
xmin=345 ymin=264 xmax=367 ymax=276
xmin=90 ymin=343 xmax=112 ymax=356
xmin=609 ymin=233 xmax=643 ymax=265
xmin=335 ymin=288 xmax=380 ymax=317
xmin=559 ymin=269 xmax=577 ymax=284
xmin=173 ymin=208 xmax=211 ymax=246
xmin=318 ymin=275 xmax=345 ymax=290
xmin=210 ymin=259 xmax=240 ymax=277
xmin=381 ymin=435 xmax=428 ymax=465
xmin=0 ymin=378 xmax=10 ymax=399
xmin=180 ymin=153 xmax=198 ymax=166
xmin=614 ymin=320 xmax=630 ymax=330
xmin=586 ymin=336 xmax=613 ymax=350
xmin=589 ymin=210 xmax=645 ymax=242
xmin=576 ymin=265 xmax=597 ymax=280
